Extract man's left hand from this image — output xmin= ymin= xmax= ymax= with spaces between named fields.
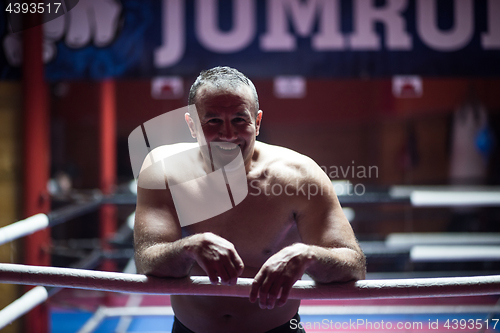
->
xmin=249 ymin=243 xmax=312 ymax=309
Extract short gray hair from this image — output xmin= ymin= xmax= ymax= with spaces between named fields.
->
xmin=188 ymin=66 xmax=259 ymax=115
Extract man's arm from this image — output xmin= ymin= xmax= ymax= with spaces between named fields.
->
xmin=250 ymin=158 xmax=365 ymax=309
xmin=295 ymin=180 xmax=366 ymax=283
xmin=134 ymin=181 xmax=192 ymax=278
xmin=134 ymin=159 xmax=244 ymax=284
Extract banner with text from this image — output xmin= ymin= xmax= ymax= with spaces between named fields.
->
xmin=1 ymin=0 xmax=499 ymax=80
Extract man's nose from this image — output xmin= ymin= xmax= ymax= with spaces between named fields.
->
xmin=219 ymin=121 xmax=237 ymax=140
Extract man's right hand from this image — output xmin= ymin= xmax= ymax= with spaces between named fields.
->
xmin=186 ymin=232 xmax=244 ymax=286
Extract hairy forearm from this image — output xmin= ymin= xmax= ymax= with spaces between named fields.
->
xmin=135 ymin=236 xmax=198 ymax=278
xmin=300 ymin=243 xmax=366 ymax=283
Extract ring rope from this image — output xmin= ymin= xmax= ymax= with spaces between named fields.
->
xmin=0 ymin=286 xmax=48 ymax=329
xmin=0 ymin=214 xmax=49 ymax=246
xmin=0 ymin=199 xmax=103 ymax=246
xmin=0 ymin=264 xmax=499 ymax=299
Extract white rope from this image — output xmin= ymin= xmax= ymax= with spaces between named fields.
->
xmin=411 ymin=190 xmax=500 ymax=207
xmin=0 ymin=263 xmax=499 ymax=299
xmin=410 ymin=246 xmax=500 ymax=262
xmin=386 ymin=232 xmax=500 ymax=250
xmin=0 ymin=286 xmax=48 ymax=330
xmin=0 ymin=214 xmax=49 ymax=246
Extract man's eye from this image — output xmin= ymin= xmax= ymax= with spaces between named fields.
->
xmin=233 ymin=118 xmax=246 ymax=123
xmin=207 ymin=119 xmax=222 ymax=124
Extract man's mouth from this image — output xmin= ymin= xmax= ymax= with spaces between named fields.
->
xmin=213 ymin=143 xmax=240 ymax=152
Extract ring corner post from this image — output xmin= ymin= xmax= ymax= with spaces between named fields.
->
xmin=99 ymin=79 xmax=118 ymax=273
xmin=22 ymin=14 xmax=51 ymax=333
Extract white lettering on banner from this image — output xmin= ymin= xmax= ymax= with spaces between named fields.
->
xmin=261 ymin=0 xmax=345 ymax=51
xmin=417 ymin=0 xmax=474 ymax=51
xmin=155 ymin=0 xmax=185 ymax=67
xmin=153 ymin=0 xmax=500 ymax=68
xmin=482 ymin=0 xmax=500 ymax=49
xmin=312 ymin=0 xmax=344 ymax=49
xmin=196 ymin=0 xmax=256 ymax=53
xmin=350 ymin=0 xmax=412 ymax=50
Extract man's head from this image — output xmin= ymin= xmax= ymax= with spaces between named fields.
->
xmin=186 ymin=66 xmax=262 ymax=170
xmin=188 ymin=66 xmax=259 ymax=117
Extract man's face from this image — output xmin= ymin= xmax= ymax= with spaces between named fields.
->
xmin=188 ymin=84 xmax=262 ymax=168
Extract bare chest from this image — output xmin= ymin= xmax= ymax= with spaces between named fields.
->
xmin=183 ymin=185 xmax=300 ymax=269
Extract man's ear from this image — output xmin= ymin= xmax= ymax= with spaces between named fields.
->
xmin=185 ymin=112 xmax=197 ymax=138
xmin=255 ymin=110 xmax=263 ymax=136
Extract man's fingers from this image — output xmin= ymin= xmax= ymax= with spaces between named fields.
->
xmin=215 ymin=254 xmax=240 ymax=285
xmin=249 ymin=274 xmax=263 ymax=303
xmin=250 ymin=268 xmax=297 ymax=309
xmin=198 ymin=260 xmax=220 ymax=285
xmin=223 ymin=255 xmax=242 ymax=285
xmin=234 ymin=257 xmax=245 ymax=276
xmin=266 ymin=278 xmax=283 ymax=309
xmin=207 ymin=269 xmax=219 ymax=285
xmin=258 ymin=275 xmax=274 ymax=309
xmin=277 ymin=281 xmax=293 ymax=307
xmin=215 ymin=261 xmax=232 ymax=285
xmin=226 ymin=264 xmax=238 ymax=286
xmin=189 ymin=233 xmax=247 ymax=286
xmin=229 ymin=248 xmax=245 ymax=276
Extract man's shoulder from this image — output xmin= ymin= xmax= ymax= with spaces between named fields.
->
xmin=255 ymin=141 xmax=312 ymax=163
xmin=137 ymin=142 xmax=199 ymax=190
xmin=254 ymin=141 xmax=320 ymax=179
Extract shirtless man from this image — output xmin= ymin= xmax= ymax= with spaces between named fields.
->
xmin=133 ymin=67 xmax=366 ymax=333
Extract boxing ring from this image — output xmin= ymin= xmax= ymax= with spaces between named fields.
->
xmin=2 ymin=263 xmax=500 ymax=300
xmin=1 ymin=263 xmax=500 ymax=332
xmin=1 ymin=189 xmax=500 ymax=332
